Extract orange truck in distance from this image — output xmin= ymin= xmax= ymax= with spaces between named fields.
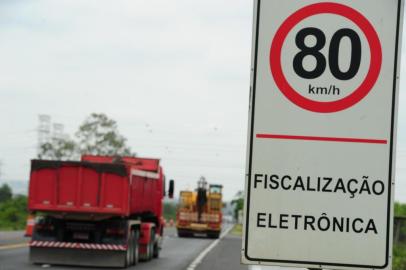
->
xmin=176 ymin=177 xmax=222 ymax=238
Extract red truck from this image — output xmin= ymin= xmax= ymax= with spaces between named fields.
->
xmin=27 ymin=155 xmax=174 ymax=267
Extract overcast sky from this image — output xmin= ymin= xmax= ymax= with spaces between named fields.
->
xmin=0 ymin=0 xmax=405 ymax=202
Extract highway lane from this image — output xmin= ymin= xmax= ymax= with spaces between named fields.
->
xmin=0 ymin=225 xmax=309 ymax=270
xmin=0 ymin=226 xmax=307 ymax=270
xmin=196 ymin=233 xmax=247 ymax=270
xmin=249 ymin=266 xmax=305 ymax=270
xmin=0 ymin=227 xmax=222 ymax=270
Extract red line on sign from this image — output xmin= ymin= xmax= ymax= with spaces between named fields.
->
xmin=256 ymin=134 xmax=387 ymax=144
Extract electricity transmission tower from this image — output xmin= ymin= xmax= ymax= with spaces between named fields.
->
xmin=37 ymin=114 xmax=51 ymax=156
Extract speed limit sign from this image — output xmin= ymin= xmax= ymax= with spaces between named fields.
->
xmin=270 ymin=2 xmax=383 ymax=113
xmin=242 ymin=0 xmax=404 ymax=269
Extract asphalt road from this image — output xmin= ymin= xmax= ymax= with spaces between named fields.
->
xmin=196 ymin=233 xmax=246 ymax=270
xmin=0 ymin=227 xmax=220 ymax=270
xmin=0 ymin=226 xmax=304 ymax=270
xmin=249 ymin=266 xmax=304 ymax=270
xmin=195 ymin=231 xmax=303 ymax=270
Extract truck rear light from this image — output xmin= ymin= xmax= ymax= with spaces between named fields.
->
xmin=178 ymin=220 xmax=188 ymax=226
xmin=206 ymin=214 xmax=219 ymax=222
xmin=179 ymin=212 xmax=189 ymax=220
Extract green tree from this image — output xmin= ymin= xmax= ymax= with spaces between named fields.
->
xmin=0 ymin=194 xmax=28 ymax=230
xmin=231 ymin=198 xmax=244 ymax=221
xmin=37 ymin=113 xmax=134 ymax=160
xmin=0 ymin=184 xmax=12 ymax=203
xmin=76 ymin=113 xmax=134 ymax=156
xmin=231 ymin=191 xmax=244 ymax=221
xmin=38 ymin=137 xmax=78 ymax=160
xmin=395 ymin=202 xmax=406 ymax=217
xmin=393 ymin=244 xmax=406 ymax=270
xmin=163 ymin=202 xmax=177 ymax=221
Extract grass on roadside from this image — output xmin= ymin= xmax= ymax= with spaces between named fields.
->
xmin=393 ymin=244 xmax=406 ymax=270
xmin=230 ymin=224 xmax=242 ymax=236
xmin=0 ymin=195 xmax=28 ymax=231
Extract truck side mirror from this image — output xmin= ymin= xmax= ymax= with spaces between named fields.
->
xmin=168 ymin=180 xmax=175 ymax=199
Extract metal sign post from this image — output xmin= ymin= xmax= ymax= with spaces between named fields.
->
xmin=242 ymin=0 xmax=404 ymax=269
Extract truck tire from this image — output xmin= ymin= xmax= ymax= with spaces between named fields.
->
xmin=177 ymin=229 xmax=187 ymax=238
xmin=125 ymin=237 xmax=132 ymax=267
xmin=154 ymin=226 xmax=162 ymax=258
xmin=130 ymin=230 xmax=135 ymax=266
xmin=125 ymin=230 xmax=136 ymax=267
xmin=153 ymin=242 xmax=159 ymax=258
xmin=148 ymin=228 xmax=155 ymax=260
xmin=134 ymin=229 xmax=139 ymax=265
xmin=208 ymin=232 xmax=220 ymax=239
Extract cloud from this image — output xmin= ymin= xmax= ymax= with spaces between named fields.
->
xmin=0 ymin=0 xmax=405 ymax=202
xmin=0 ymin=0 xmax=253 ymax=200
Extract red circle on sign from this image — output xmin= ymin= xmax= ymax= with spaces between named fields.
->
xmin=270 ymin=2 xmax=382 ymax=113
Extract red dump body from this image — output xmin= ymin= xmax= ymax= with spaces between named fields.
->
xmin=28 ymin=155 xmax=164 ymax=218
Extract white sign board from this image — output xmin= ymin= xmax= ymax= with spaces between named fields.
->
xmin=242 ymin=0 xmax=403 ymax=269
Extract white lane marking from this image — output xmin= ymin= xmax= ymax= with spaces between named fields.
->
xmin=249 ymin=266 xmax=305 ymax=270
xmin=249 ymin=266 xmax=268 ymax=270
xmin=186 ymin=225 xmax=233 ymax=270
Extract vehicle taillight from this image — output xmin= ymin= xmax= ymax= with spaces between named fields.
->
xmin=209 ymin=223 xmax=220 ymax=228
xmin=208 ymin=214 xmax=219 ymax=223
xmin=179 ymin=212 xmax=189 ymax=221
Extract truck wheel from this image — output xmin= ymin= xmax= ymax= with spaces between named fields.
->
xmin=126 ymin=229 xmax=135 ymax=267
xmin=148 ymin=229 xmax=155 ymax=260
xmin=208 ymin=232 xmax=220 ymax=239
xmin=125 ymin=237 xmax=132 ymax=267
xmin=134 ymin=229 xmax=139 ymax=265
xmin=153 ymin=242 xmax=159 ymax=258
xmin=130 ymin=230 xmax=135 ymax=266
xmin=177 ymin=229 xmax=186 ymax=238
